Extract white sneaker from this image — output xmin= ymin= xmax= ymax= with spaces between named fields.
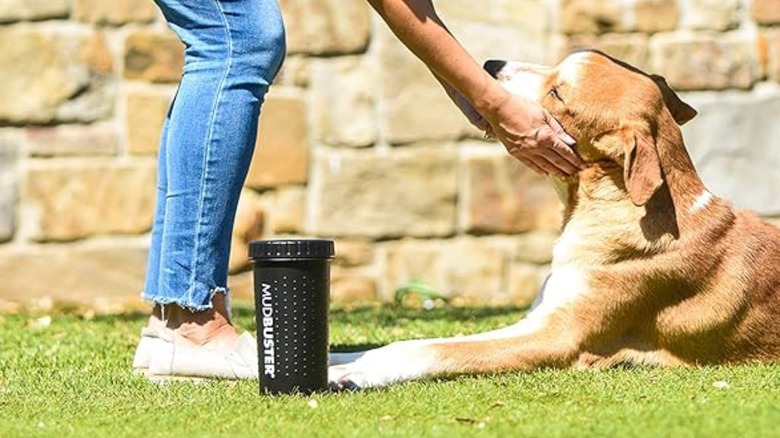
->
xmin=132 ymin=326 xmax=171 ymax=371
xmin=146 ymin=332 xmax=259 ymax=380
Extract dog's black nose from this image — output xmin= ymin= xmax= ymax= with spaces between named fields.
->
xmin=483 ymin=60 xmax=507 ymax=78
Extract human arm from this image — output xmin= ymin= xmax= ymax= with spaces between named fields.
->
xmin=365 ymin=0 xmax=582 ymax=176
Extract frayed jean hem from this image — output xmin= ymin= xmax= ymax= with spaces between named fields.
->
xmin=141 ymin=286 xmax=230 ymax=313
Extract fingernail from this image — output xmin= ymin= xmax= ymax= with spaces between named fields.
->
xmin=563 ymin=134 xmax=576 ymax=145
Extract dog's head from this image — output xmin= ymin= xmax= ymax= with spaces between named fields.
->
xmin=484 ymin=51 xmax=697 ymax=206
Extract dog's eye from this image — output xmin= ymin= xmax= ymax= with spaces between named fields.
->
xmin=549 ymin=87 xmax=563 ymax=102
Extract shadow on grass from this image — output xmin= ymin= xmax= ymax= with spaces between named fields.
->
xmin=330 ymin=305 xmax=524 ymax=322
xmin=89 ymin=304 xmax=526 ymax=323
xmin=230 ymin=304 xmax=526 ymax=323
xmin=87 ymin=303 xmax=528 ymax=351
xmin=78 ymin=304 xmax=529 ymax=355
xmin=325 ymin=305 xmax=528 ymax=352
xmin=86 ymin=311 xmax=151 ymax=325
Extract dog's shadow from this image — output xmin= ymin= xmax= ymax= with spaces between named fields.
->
xmin=329 ymin=305 xmax=525 ymax=353
xmin=241 ymin=304 xmax=525 ymax=351
xmin=232 ymin=304 xmax=522 ymax=324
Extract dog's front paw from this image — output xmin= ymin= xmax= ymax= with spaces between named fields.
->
xmin=327 ymin=341 xmax=437 ymax=391
xmin=328 ymin=364 xmax=373 ymax=390
xmin=327 ymin=352 xmax=401 ymax=390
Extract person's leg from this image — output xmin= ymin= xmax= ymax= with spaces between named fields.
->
xmin=142 ymin=104 xmax=172 ymax=330
xmin=141 ymin=0 xmax=285 ymax=351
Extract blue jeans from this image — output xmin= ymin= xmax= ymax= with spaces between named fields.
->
xmin=142 ymin=0 xmax=286 ymax=310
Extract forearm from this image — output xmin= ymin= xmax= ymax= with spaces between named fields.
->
xmin=366 ymin=0 xmax=507 ymax=113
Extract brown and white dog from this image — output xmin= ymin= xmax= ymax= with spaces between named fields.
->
xmin=328 ymin=50 xmax=780 ymax=390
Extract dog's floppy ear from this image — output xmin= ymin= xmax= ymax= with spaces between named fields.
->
xmin=594 ymin=124 xmax=663 ymax=207
xmin=650 ymin=74 xmax=697 ymax=125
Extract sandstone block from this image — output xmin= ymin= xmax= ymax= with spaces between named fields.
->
xmin=560 ymin=0 xmax=624 ymax=35
xmin=765 ymin=30 xmax=780 ymax=82
xmin=682 ymin=90 xmax=780 ymax=215
xmin=74 ymin=0 xmax=157 ymax=25
xmin=0 ymin=242 xmax=149 ymax=305
xmin=0 ymin=136 xmax=18 ymax=242
xmin=245 ymin=89 xmax=309 ymax=188
xmin=438 ymin=0 xmax=550 ymax=32
xmin=684 ymin=0 xmax=739 ymax=31
xmin=333 ymin=239 xmax=375 ymax=268
xmin=274 ymin=55 xmax=310 ymax=88
xmin=23 ymin=161 xmax=156 ymax=241
xmin=377 ymin=26 xmax=472 ymax=143
xmin=279 ymin=0 xmax=370 ymax=55
xmin=0 ymin=27 xmax=115 ymax=124
xmin=125 ymin=88 xmax=175 ymax=155
xmin=312 ymin=147 xmax=458 ymax=239
xmin=310 ymin=57 xmax=376 ymax=148
xmin=26 ymin=123 xmax=118 ymax=157
xmin=0 ymin=0 xmax=68 ymax=23
xmin=446 ymin=19 xmax=551 ymax=69
xmin=757 ymin=32 xmax=770 ymax=80
xmin=633 ymin=0 xmax=678 ymax=33
xmin=331 ymin=267 xmax=378 ymax=304
xmin=383 ymin=238 xmax=507 ymax=304
xmin=515 ymin=231 xmax=558 ymax=265
xmin=753 ymin=0 xmax=780 ymax=25
xmin=229 ymin=189 xmax=265 ymax=274
xmin=507 ymin=264 xmax=548 ymax=308
xmin=227 ymin=271 xmax=254 ymax=302
xmin=463 ymin=151 xmax=562 ymax=234
xmin=649 ymin=32 xmax=756 ymax=91
xmin=264 ymin=186 xmax=306 ymax=235
xmin=558 ymin=33 xmax=650 ymax=70
xmin=124 ymin=30 xmax=184 ymax=84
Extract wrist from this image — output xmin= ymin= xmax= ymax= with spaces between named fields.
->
xmin=470 ymin=75 xmax=510 ymax=117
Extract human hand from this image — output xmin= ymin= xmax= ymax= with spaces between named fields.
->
xmin=483 ymin=93 xmax=582 ymax=177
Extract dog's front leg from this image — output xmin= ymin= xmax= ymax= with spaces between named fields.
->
xmin=328 ymin=340 xmax=440 ymax=389
xmin=327 ymin=319 xmax=542 ymax=389
xmin=329 ymin=268 xmax=591 ymax=389
xmin=328 ymin=327 xmax=579 ymax=390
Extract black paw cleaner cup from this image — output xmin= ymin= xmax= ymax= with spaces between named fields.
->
xmin=249 ymin=239 xmax=335 ymax=395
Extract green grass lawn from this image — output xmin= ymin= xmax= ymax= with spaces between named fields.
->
xmin=1 ymin=304 xmax=778 ymax=438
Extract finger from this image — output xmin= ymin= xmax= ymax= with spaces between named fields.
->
xmin=537 ymin=148 xmax=579 ymax=176
xmin=503 ymin=142 xmax=546 ymax=174
xmin=516 ymin=155 xmax=547 ymax=176
xmin=543 ymin=110 xmax=577 ymax=147
xmin=538 ymin=161 xmax=569 ymax=178
xmin=521 ymin=151 xmax=568 ymax=177
xmin=557 ymin=129 xmax=577 ymax=147
xmin=538 ymin=126 xmax=583 ymax=169
xmin=549 ymin=137 xmax=585 ymax=168
xmin=537 ymin=150 xmax=579 ymax=177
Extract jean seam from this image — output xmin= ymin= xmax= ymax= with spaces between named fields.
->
xmin=186 ymin=0 xmax=234 ymax=306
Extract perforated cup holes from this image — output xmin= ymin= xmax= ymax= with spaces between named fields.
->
xmin=264 ymin=267 xmax=330 ymax=385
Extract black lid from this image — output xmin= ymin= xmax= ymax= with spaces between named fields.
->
xmin=249 ymin=239 xmax=335 ymax=260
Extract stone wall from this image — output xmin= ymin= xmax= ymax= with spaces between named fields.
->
xmin=1 ymin=0 xmax=779 ymax=311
